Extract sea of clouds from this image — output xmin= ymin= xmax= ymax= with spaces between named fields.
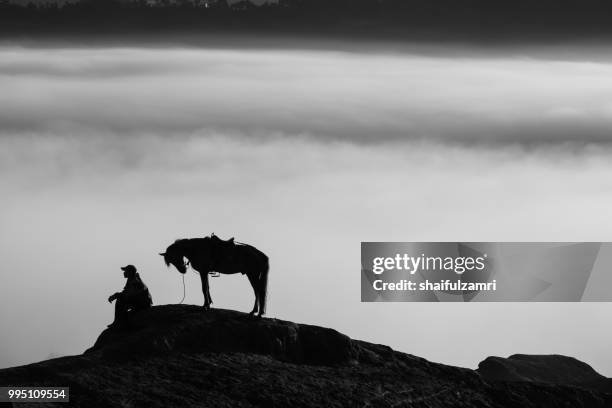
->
xmin=2 ymin=44 xmax=612 ymax=375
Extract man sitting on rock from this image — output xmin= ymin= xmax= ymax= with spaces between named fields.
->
xmin=107 ymin=265 xmax=153 ymax=327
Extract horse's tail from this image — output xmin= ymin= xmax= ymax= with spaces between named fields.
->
xmin=258 ymin=256 xmax=269 ymax=315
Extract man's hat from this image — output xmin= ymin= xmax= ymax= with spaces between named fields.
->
xmin=121 ymin=265 xmax=137 ymax=274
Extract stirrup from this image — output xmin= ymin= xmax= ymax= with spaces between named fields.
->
xmin=209 ymin=271 xmax=220 ymax=277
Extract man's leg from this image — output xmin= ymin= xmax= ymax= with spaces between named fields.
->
xmin=113 ymin=295 xmax=128 ymax=326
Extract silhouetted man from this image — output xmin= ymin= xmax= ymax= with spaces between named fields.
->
xmin=108 ymin=265 xmax=152 ymax=327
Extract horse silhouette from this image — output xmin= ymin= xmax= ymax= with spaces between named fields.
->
xmin=160 ymin=236 xmax=269 ymax=317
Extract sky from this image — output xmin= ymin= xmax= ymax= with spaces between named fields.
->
xmin=2 ymin=43 xmax=612 ymax=375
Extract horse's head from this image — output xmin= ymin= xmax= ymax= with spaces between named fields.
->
xmin=160 ymin=241 xmax=188 ymax=274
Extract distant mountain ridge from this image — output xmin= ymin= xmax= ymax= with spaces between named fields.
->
xmin=8 ymin=0 xmax=271 ymax=6
xmin=0 ymin=305 xmax=610 ymax=407
xmin=4 ymin=0 xmax=612 ymax=41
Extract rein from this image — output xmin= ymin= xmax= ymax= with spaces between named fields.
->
xmin=178 ymin=260 xmax=190 ymax=304
xmin=177 ymin=258 xmax=220 ymax=304
xmin=179 ymin=274 xmax=186 ymax=304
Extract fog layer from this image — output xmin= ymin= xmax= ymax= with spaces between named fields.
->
xmin=2 ymin=45 xmax=612 ymax=375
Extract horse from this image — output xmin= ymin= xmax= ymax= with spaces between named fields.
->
xmin=160 ymin=236 xmax=269 ymax=317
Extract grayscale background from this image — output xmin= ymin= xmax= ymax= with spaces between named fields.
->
xmin=3 ymin=28 xmax=612 ymax=376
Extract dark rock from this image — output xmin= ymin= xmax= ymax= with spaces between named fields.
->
xmin=1 ymin=305 xmax=611 ymax=408
xmin=86 ymin=305 xmax=357 ymax=366
xmin=478 ymin=354 xmax=612 ymax=393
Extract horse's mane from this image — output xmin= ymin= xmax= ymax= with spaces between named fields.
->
xmin=163 ymin=239 xmax=191 ymax=266
xmin=173 ymin=238 xmax=190 ymax=244
xmin=171 ymin=237 xmax=206 ymax=247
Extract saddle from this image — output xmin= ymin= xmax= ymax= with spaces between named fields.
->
xmin=210 ymin=233 xmax=237 ymax=275
xmin=211 ymin=233 xmax=235 ymax=247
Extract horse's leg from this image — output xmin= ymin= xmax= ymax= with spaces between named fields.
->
xmin=255 ymin=265 xmax=268 ymax=318
xmin=206 ymin=278 xmax=213 ymax=306
xmin=246 ymin=272 xmax=259 ymax=316
xmin=200 ymin=272 xmax=212 ymax=311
